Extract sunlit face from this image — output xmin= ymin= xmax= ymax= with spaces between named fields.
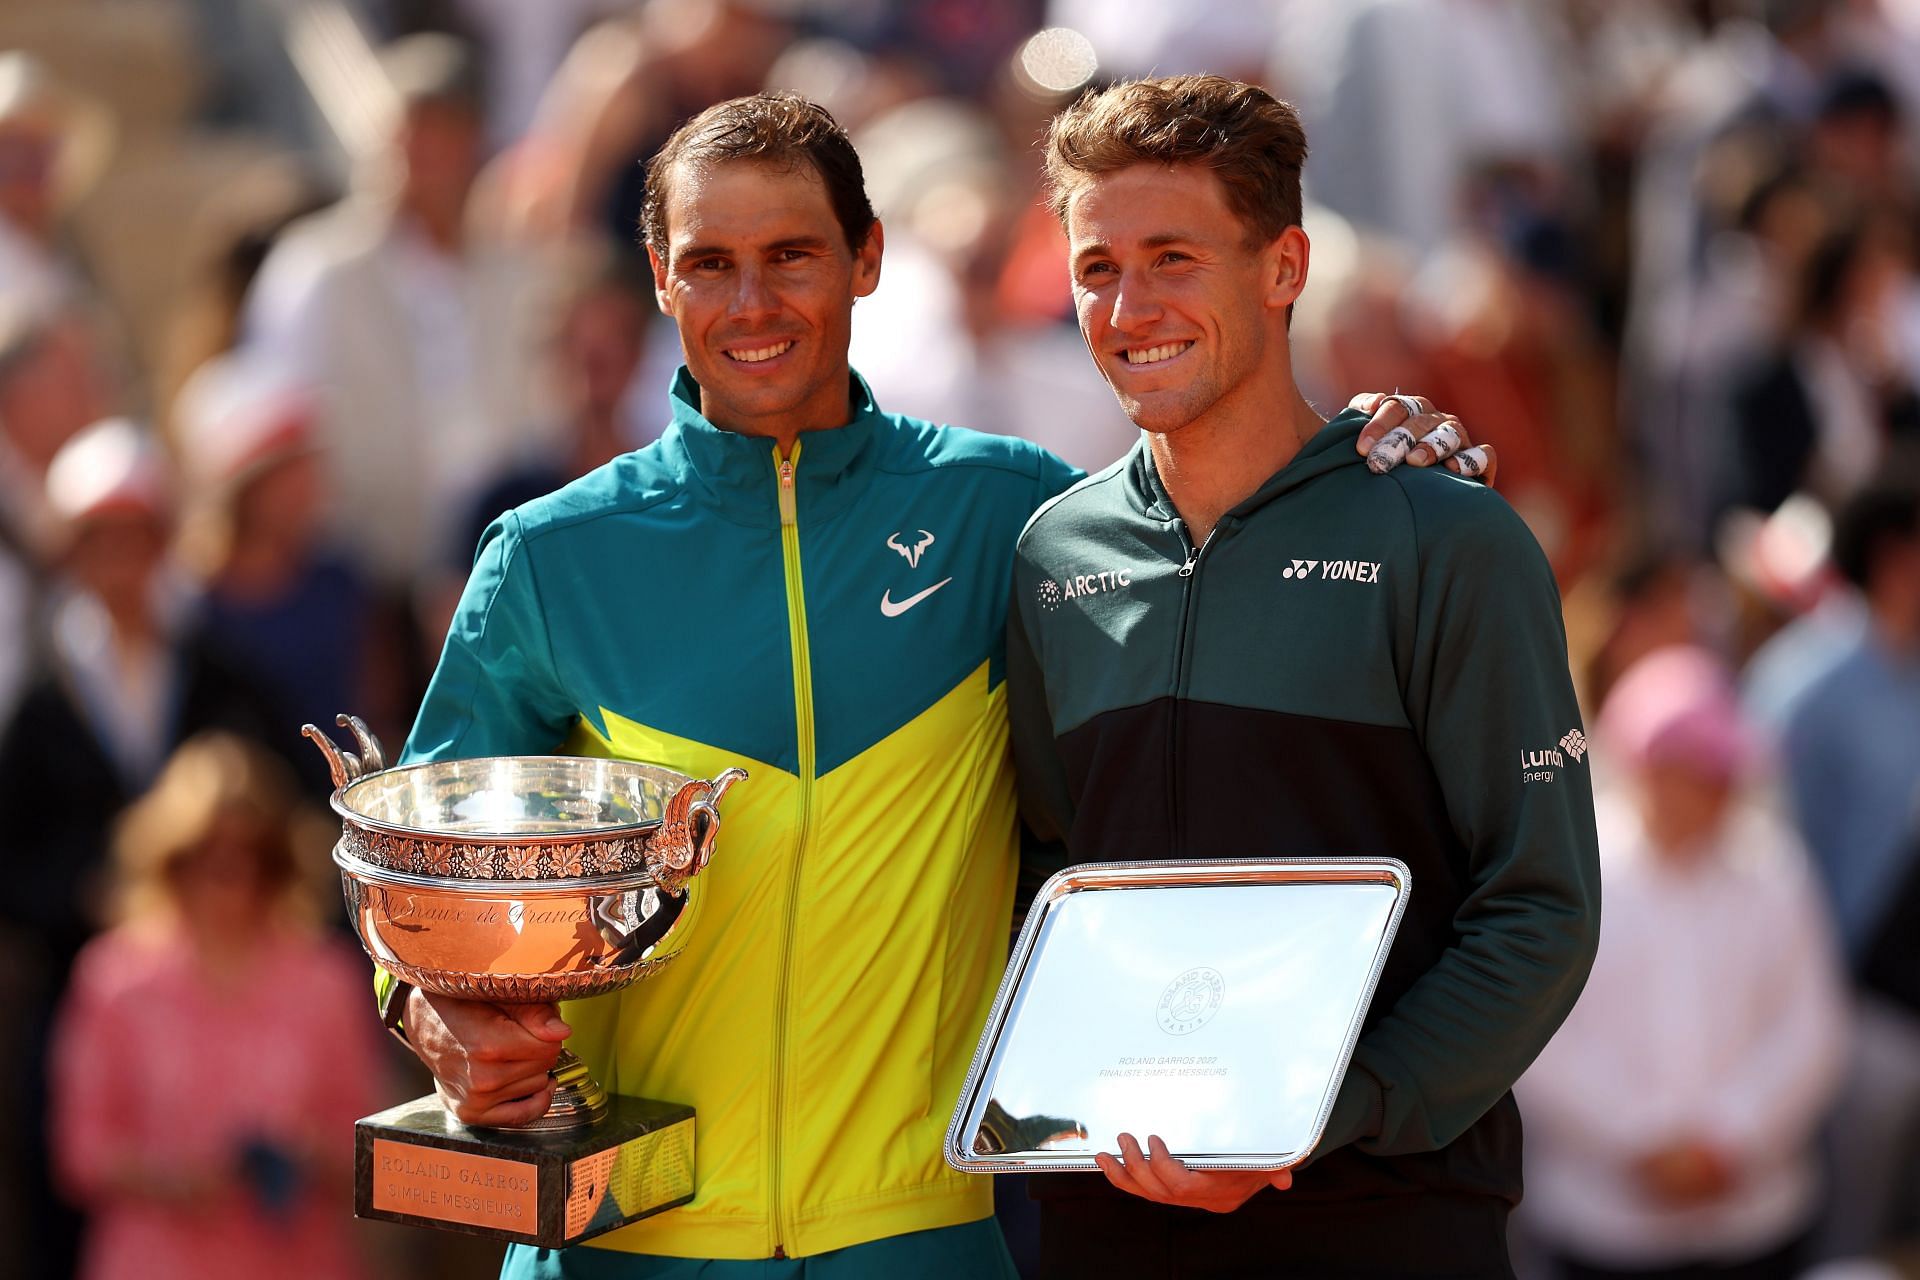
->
xmin=0 ymin=124 xmax=56 ymax=232
xmin=397 ymin=100 xmax=481 ymax=207
xmin=1638 ymin=762 xmax=1734 ymax=860
xmin=558 ymin=286 xmax=645 ymax=416
xmin=1066 ymin=163 xmax=1307 ymax=435
xmin=650 ymin=159 xmax=881 ymax=441
xmin=236 ymin=450 xmax=325 ymax=549
xmin=169 ymin=810 xmax=276 ymax=925
xmin=65 ymin=507 xmax=167 ymax=613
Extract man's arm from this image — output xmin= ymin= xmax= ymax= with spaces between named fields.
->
xmin=1319 ymin=479 xmax=1601 ymax=1159
xmin=402 ymin=511 xmax=578 ymax=764
xmin=383 ymin=511 xmax=584 ymax=1122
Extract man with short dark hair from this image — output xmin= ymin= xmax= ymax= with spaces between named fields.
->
xmin=391 ymin=90 xmax=1484 ymax=1280
xmin=395 ymin=92 xmax=1066 ymax=1280
xmin=1009 ymin=75 xmax=1600 ymax=1277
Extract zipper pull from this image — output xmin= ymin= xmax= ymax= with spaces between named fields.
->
xmin=775 ymin=450 xmax=799 ymax=525
xmin=1177 ymin=553 xmax=1196 ymax=578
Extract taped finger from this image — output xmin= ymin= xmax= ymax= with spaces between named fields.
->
xmin=1450 ymin=445 xmax=1491 ymax=478
xmin=1384 ymin=393 xmax=1426 ymax=422
xmin=1416 ymin=420 xmax=1463 ymax=462
xmin=1367 ymin=426 xmax=1416 ymax=474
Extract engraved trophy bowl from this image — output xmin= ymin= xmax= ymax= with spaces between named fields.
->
xmin=306 ymin=715 xmax=747 ymax=1135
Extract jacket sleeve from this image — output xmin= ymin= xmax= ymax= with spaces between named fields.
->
xmin=400 ymin=511 xmax=578 ymax=765
xmin=1007 ymin=567 xmax=1076 ymax=919
xmin=1318 ymin=482 xmax=1602 ymax=1158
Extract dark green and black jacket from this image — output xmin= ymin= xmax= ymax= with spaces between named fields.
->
xmin=1009 ymin=410 xmax=1601 ymax=1211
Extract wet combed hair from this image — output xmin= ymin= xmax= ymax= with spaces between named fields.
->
xmin=641 ymin=92 xmax=877 ymax=260
xmin=1043 ymin=75 xmax=1309 ymax=246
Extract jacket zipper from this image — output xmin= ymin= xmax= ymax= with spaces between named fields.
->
xmin=770 ymin=444 xmax=814 ymax=1260
xmin=1168 ymin=521 xmax=1215 ymax=854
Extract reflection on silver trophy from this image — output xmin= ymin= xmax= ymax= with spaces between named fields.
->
xmin=305 ymin=714 xmax=745 ymax=1246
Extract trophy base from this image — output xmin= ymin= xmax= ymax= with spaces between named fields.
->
xmin=355 ymin=1093 xmax=695 ymax=1247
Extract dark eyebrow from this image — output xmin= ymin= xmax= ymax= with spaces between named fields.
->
xmin=765 ymin=236 xmax=834 ymax=253
xmin=1073 ymin=232 xmax=1202 ymax=269
xmin=1072 ymin=241 xmax=1112 ymax=270
xmin=674 ymin=235 xmax=835 ymax=264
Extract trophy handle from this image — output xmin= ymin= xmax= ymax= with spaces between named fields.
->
xmin=337 ymin=713 xmax=388 ymax=774
xmin=300 ymin=713 xmax=391 ymax=789
xmin=648 ymin=767 xmax=747 ymax=895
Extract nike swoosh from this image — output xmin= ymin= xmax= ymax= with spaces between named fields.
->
xmin=880 ymin=577 xmax=954 ymax=617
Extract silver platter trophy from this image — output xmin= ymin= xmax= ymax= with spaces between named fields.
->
xmin=305 ymin=716 xmax=746 ymax=1247
xmin=947 ymin=858 xmax=1409 ymax=1172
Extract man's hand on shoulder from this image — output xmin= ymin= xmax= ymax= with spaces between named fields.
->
xmin=404 ymin=987 xmax=573 ymax=1127
xmin=1349 ymin=392 xmax=1498 ymax=486
xmin=1094 ymin=1133 xmax=1292 ymax=1213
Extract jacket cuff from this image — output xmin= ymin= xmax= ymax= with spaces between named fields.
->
xmin=1307 ymin=1063 xmax=1384 ymax=1164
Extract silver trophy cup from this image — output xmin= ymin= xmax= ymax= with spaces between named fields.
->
xmin=305 ymin=715 xmax=746 ymax=1246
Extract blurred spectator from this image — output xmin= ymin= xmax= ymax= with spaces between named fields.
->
xmin=0 ymin=52 xmax=114 ymax=315
xmin=172 ymin=352 xmax=373 ymax=744
xmin=484 ymin=1 xmax=792 ymax=247
xmin=1273 ymin=0 xmax=1577 ymax=261
xmin=0 ymin=417 xmax=292 ymax=1280
xmin=847 ymin=96 xmax=1135 ymax=470
xmin=414 ymin=245 xmax=669 ymax=657
xmin=1518 ymin=645 xmax=1848 ymax=1280
xmin=1774 ymin=462 xmax=1920 ymax=1262
xmin=1734 ymin=494 xmax=1867 ymax=731
xmin=1778 ymin=460 xmax=1920 ymax=957
xmin=544 ymin=244 xmax=666 ymax=464
xmin=48 ymin=732 xmax=379 ymax=1280
xmin=1396 ymin=221 xmax=1617 ymax=578
xmin=241 ymin=33 xmax=560 ymax=590
xmin=440 ymin=0 xmax=627 ymax=148
xmin=0 ymin=296 xmax=112 ymax=722
xmin=1720 ymin=203 xmax=1919 ymax=519
xmin=0 ymin=418 xmax=295 ymax=968
xmin=1806 ymin=69 xmax=1911 ymax=206
xmin=1567 ymin=544 xmax=1732 ymax=714
xmin=155 ymin=179 xmax=328 ymax=448
xmin=1052 ymin=0 xmax=1277 ymax=82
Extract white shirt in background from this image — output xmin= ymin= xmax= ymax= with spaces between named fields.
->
xmin=1516 ymin=789 xmax=1849 ymax=1267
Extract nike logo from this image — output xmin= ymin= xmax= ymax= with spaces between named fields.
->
xmin=880 ymin=577 xmax=953 ymax=617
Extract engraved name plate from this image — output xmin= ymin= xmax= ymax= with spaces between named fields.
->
xmin=947 ymin=859 xmax=1409 ymax=1172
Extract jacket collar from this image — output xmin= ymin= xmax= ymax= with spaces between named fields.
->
xmin=666 ymin=366 xmax=884 ymax=526
xmin=1128 ymin=407 xmax=1372 ymax=526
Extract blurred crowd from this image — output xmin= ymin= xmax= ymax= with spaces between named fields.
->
xmin=0 ymin=0 xmax=1917 ymax=1278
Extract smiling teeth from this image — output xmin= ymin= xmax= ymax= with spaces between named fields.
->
xmin=729 ymin=341 xmax=793 ymax=363
xmin=1125 ymin=342 xmax=1192 ymax=365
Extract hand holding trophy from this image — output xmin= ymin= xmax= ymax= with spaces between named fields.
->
xmin=304 ymin=715 xmax=745 ymax=1247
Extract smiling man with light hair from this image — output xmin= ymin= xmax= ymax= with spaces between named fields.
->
xmin=1007 ymin=75 xmax=1600 ymax=1278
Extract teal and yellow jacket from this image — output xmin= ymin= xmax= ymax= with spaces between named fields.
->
xmin=399 ymin=370 xmax=1079 ymax=1260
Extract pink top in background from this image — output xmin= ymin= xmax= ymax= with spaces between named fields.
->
xmin=50 ymin=926 xmax=383 ymax=1280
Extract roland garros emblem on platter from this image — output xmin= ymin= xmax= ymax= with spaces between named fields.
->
xmin=1156 ymin=965 xmax=1225 ymax=1036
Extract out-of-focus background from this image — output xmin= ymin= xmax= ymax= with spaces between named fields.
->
xmin=0 ymin=1 xmax=1917 ymax=1278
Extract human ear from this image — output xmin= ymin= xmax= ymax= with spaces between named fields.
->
xmin=647 ymin=243 xmax=673 ymax=316
xmin=851 ymin=220 xmax=885 ymax=299
xmin=1264 ymin=225 xmax=1310 ymax=312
